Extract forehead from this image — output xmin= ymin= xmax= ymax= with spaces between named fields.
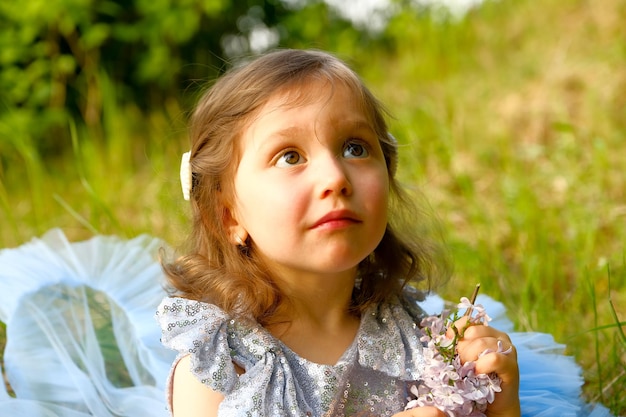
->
xmin=251 ymin=78 xmax=371 ymax=128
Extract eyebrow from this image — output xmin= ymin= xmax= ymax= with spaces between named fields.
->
xmin=344 ymin=119 xmax=376 ymax=134
xmin=269 ymin=125 xmax=307 ymax=140
xmin=255 ymin=118 xmax=376 ymax=152
xmin=269 ymin=119 xmax=375 ymax=139
xmin=249 ymin=126 xmax=299 ymax=153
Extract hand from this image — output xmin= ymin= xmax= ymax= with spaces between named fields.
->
xmin=393 ymin=406 xmax=445 ymax=417
xmin=450 ymin=317 xmax=521 ymax=417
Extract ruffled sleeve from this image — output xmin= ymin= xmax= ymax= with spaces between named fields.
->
xmin=156 ymin=297 xmax=239 ymax=393
xmin=156 ymin=297 xmax=308 ymax=416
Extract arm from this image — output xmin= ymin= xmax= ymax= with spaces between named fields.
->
xmin=171 ymin=355 xmax=225 ymax=417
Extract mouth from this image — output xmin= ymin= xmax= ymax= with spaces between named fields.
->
xmin=310 ymin=209 xmax=362 ymax=230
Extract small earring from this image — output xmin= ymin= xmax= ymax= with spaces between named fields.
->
xmin=235 ymin=234 xmax=245 ymax=246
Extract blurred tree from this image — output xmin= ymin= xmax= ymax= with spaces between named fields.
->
xmin=0 ymin=0 xmax=384 ymax=156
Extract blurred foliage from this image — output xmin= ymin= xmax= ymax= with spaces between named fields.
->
xmin=0 ymin=0 xmax=385 ymax=157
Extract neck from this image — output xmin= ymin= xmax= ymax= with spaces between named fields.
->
xmin=266 ymin=268 xmax=361 ymax=365
xmin=265 ymin=266 xmax=359 ymax=336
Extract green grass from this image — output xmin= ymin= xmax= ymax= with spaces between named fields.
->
xmin=1 ymin=0 xmax=624 ymax=413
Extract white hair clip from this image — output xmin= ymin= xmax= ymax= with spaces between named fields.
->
xmin=180 ymin=151 xmax=192 ymax=200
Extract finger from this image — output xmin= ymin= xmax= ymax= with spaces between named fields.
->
xmin=456 ymin=336 xmax=498 ymax=363
xmin=456 ymin=336 xmax=516 ymax=364
xmin=473 ymin=347 xmax=518 ymax=377
xmin=458 ymin=323 xmax=512 ymax=343
xmin=445 ymin=316 xmax=509 ymax=341
xmin=445 ymin=316 xmax=472 ymax=339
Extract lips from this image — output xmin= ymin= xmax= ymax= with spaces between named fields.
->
xmin=310 ymin=209 xmax=362 ymax=230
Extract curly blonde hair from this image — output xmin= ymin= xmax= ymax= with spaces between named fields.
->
xmin=163 ymin=49 xmax=446 ymax=325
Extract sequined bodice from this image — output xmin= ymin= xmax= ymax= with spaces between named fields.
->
xmin=157 ymin=294 xmax=427 ymax=417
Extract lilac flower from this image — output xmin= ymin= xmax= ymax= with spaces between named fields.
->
xmin=458 ymin=297 xmax=492 ymax=325
xmin=405 ymin=296 xmax=505 ymax=416
xmin=457 ymin=297 xmax=475 ymax=311
xmin=431 ymin=385 xmax=464 ymax=407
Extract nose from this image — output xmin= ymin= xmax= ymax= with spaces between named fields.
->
xmin=316 ymin=152 xmax=352 ymax=198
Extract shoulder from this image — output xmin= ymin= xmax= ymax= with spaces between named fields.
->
xmin=382 ymin=285 xmax=430 ymax=323
xmin=171 ymin=355 xmax=225 ymax=417
xmin=157 ymin=297 xmax=311 ymax=415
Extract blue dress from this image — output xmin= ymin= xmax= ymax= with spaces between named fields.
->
xmin=0 ymin=230 xmax=614 ymax=416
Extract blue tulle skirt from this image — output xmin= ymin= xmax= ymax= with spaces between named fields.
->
xmin=0 ymin=230 xmax=613 ymax=416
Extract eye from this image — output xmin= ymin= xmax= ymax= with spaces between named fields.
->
xmin=275 ymin=150 xmax=304 ymax=167
xmin=342 ymin=141 xmax=369 ymax=159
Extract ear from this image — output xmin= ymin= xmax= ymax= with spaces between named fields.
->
xmin=221 ymin=203 xmax=248 ymax=246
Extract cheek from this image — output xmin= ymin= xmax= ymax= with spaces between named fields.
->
xmin=375 ymin=188 xmax=390 ymax=227
xmin=363 ymin=170 xmax=390 ymax=212
xmin=233 ymin=175 xmax=307 ymax=231
xmin=372 ymin=176 xmax=391 ymax=235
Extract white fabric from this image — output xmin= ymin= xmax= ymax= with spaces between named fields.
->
xmin=0 ymin=229 xmax=175 ymax=416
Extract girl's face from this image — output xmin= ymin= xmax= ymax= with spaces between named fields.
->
xmin=228 ymin=79 xmax=389 ymax=282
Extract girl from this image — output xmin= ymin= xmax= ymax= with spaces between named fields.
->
xmin=156 ymin=49 xmax=520 ymax=417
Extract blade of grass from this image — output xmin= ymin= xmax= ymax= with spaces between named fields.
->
xmin=607 ymin=265 xmax=626 ymax=347
xmin=568 ymin=321 xmax=626 ymax=337
xmin=53 ymin=194 xmax=99 ymax=235
xmin=586 ymin=267 xmax=604 ymax=402
xmin=0 ymin=178 xmax=19 ymax=243
xmin=68 ymin=119 xmax=122 ymax=232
